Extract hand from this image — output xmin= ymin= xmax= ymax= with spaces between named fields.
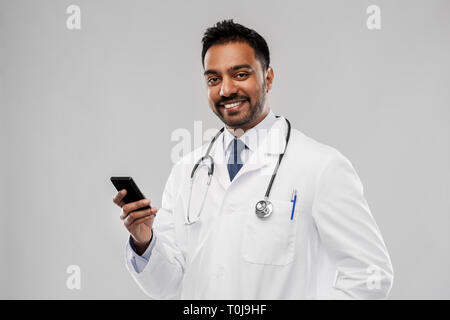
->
xmin=113 ymin=189 xmax=158 ymax=254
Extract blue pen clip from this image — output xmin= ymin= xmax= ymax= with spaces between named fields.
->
xmin=290 ymin=189 xmax=297 ymax=220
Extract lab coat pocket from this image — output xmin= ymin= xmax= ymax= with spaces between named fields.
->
xmin=242 ymin=198 xmax=300 ymax=266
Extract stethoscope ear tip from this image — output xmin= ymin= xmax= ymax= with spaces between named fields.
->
xmin=207 ymin=174 xmax=212 ymax=185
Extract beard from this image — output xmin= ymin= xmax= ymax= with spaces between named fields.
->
xmin=212 ymin=82 xmax=267 ymax=129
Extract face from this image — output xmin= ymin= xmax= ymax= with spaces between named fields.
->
xmin=203 ymin=41 xmax=274 ymax=132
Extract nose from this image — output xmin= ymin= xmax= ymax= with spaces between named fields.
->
xmin=219 ymin=76 xmax=237 ymax=97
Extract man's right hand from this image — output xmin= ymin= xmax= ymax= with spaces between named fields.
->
xmin=113 ymin=189 xmax=158 ymax=255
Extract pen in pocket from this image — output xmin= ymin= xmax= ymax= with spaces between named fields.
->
xmin=290 ymin=189 xmax=297 ymax=220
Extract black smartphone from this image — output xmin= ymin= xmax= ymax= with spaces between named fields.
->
xmin=110 ymin=176 xmax=151 ymax=211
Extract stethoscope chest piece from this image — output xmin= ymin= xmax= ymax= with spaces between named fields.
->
xmin=255 ymin=200 xmax=273 ymax=218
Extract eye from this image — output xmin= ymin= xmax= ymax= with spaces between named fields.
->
xmin=235 ymin=72 xmax=249 ymax=79
xmin=207 ymin=77 xmax=219 ymax=85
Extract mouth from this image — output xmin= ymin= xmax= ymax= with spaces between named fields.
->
xmin=219 ymin=100 xmax=248 ymax=112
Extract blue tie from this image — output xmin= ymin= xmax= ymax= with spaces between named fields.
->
xmin=228 ymin=138 xmax=247 ymax=181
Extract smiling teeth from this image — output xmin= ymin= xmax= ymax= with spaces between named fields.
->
xmin=224 ymin=101 xmax=244 ymax=109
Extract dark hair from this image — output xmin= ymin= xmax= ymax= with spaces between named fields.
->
xmin=201 ymin=19 xmax=270 ymax=71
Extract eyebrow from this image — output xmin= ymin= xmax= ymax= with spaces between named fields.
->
xmin=204 ymin=64 xmax=254 ymax=76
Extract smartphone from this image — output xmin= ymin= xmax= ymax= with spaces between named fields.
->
xmin=110 ymin=176 xmax=151 ymax=211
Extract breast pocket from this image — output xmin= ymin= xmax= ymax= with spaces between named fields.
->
xmin=242 ymin=198 xmax=300 ymax=266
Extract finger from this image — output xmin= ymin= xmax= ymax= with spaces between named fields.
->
xmin=113 ymin=189 xmax=127 ymax=207
xmin=128 ymin=213 xmax=156 ymax=229
xmin=121 ymin=207 xmax=152 ymax=221
xmin=121 ymin=206 xmax=157 ymax=220
xmin=124 ymin=208 xmax=157 ymax=228
xmin=122 ymin=198 xmax=151 ymax=215
xmin=121 ymin=203 xmax=151 ymax=220
xmin=123 ymin=212 xmax=156 ymax=230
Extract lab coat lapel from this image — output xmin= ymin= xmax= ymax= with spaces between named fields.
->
xmin=210 ymin=133 xmax=231 ymax=191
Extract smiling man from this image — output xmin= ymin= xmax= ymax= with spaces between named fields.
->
xmin=203 ymin=40 xmax=272 ymax=132
xmin=113 ymin=19 xmax=394 ymax=299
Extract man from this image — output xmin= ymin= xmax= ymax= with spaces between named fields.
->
xmin=113 ymin=20 xmax=393 ymax=299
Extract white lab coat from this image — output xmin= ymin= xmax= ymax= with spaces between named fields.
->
xmin=125 ymin=116 xmax=394 ymax=299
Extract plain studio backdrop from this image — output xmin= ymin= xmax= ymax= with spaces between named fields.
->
xmin=0 ymin=0 xmax=449 ymax=299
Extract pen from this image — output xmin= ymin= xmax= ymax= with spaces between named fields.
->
xmin=290 ymin=189 xmax=297 ymax=220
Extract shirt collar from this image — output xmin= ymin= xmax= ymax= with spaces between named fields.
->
xmin=223 ymin=109 xmax=277 ymax=153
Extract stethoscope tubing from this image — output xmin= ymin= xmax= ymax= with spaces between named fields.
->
xmin=187 ymin=116 xmax=291 ymax=223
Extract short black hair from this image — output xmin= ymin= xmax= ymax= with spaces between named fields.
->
xmin=201 ymin=19 xmax=270 ymax=71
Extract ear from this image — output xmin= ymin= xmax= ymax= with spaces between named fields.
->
xmin=265 ymin=66 xmax=274 ymax=93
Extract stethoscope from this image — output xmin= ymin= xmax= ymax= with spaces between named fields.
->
xmin=185 ymin=116 xmax=291 ymax=224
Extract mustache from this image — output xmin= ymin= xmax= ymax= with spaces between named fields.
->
xmin=215 ymin=95 xmax=249 ymax=107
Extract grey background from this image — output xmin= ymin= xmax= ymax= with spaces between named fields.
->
xmin=1 ymin=0 xmax=449 ymax=299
